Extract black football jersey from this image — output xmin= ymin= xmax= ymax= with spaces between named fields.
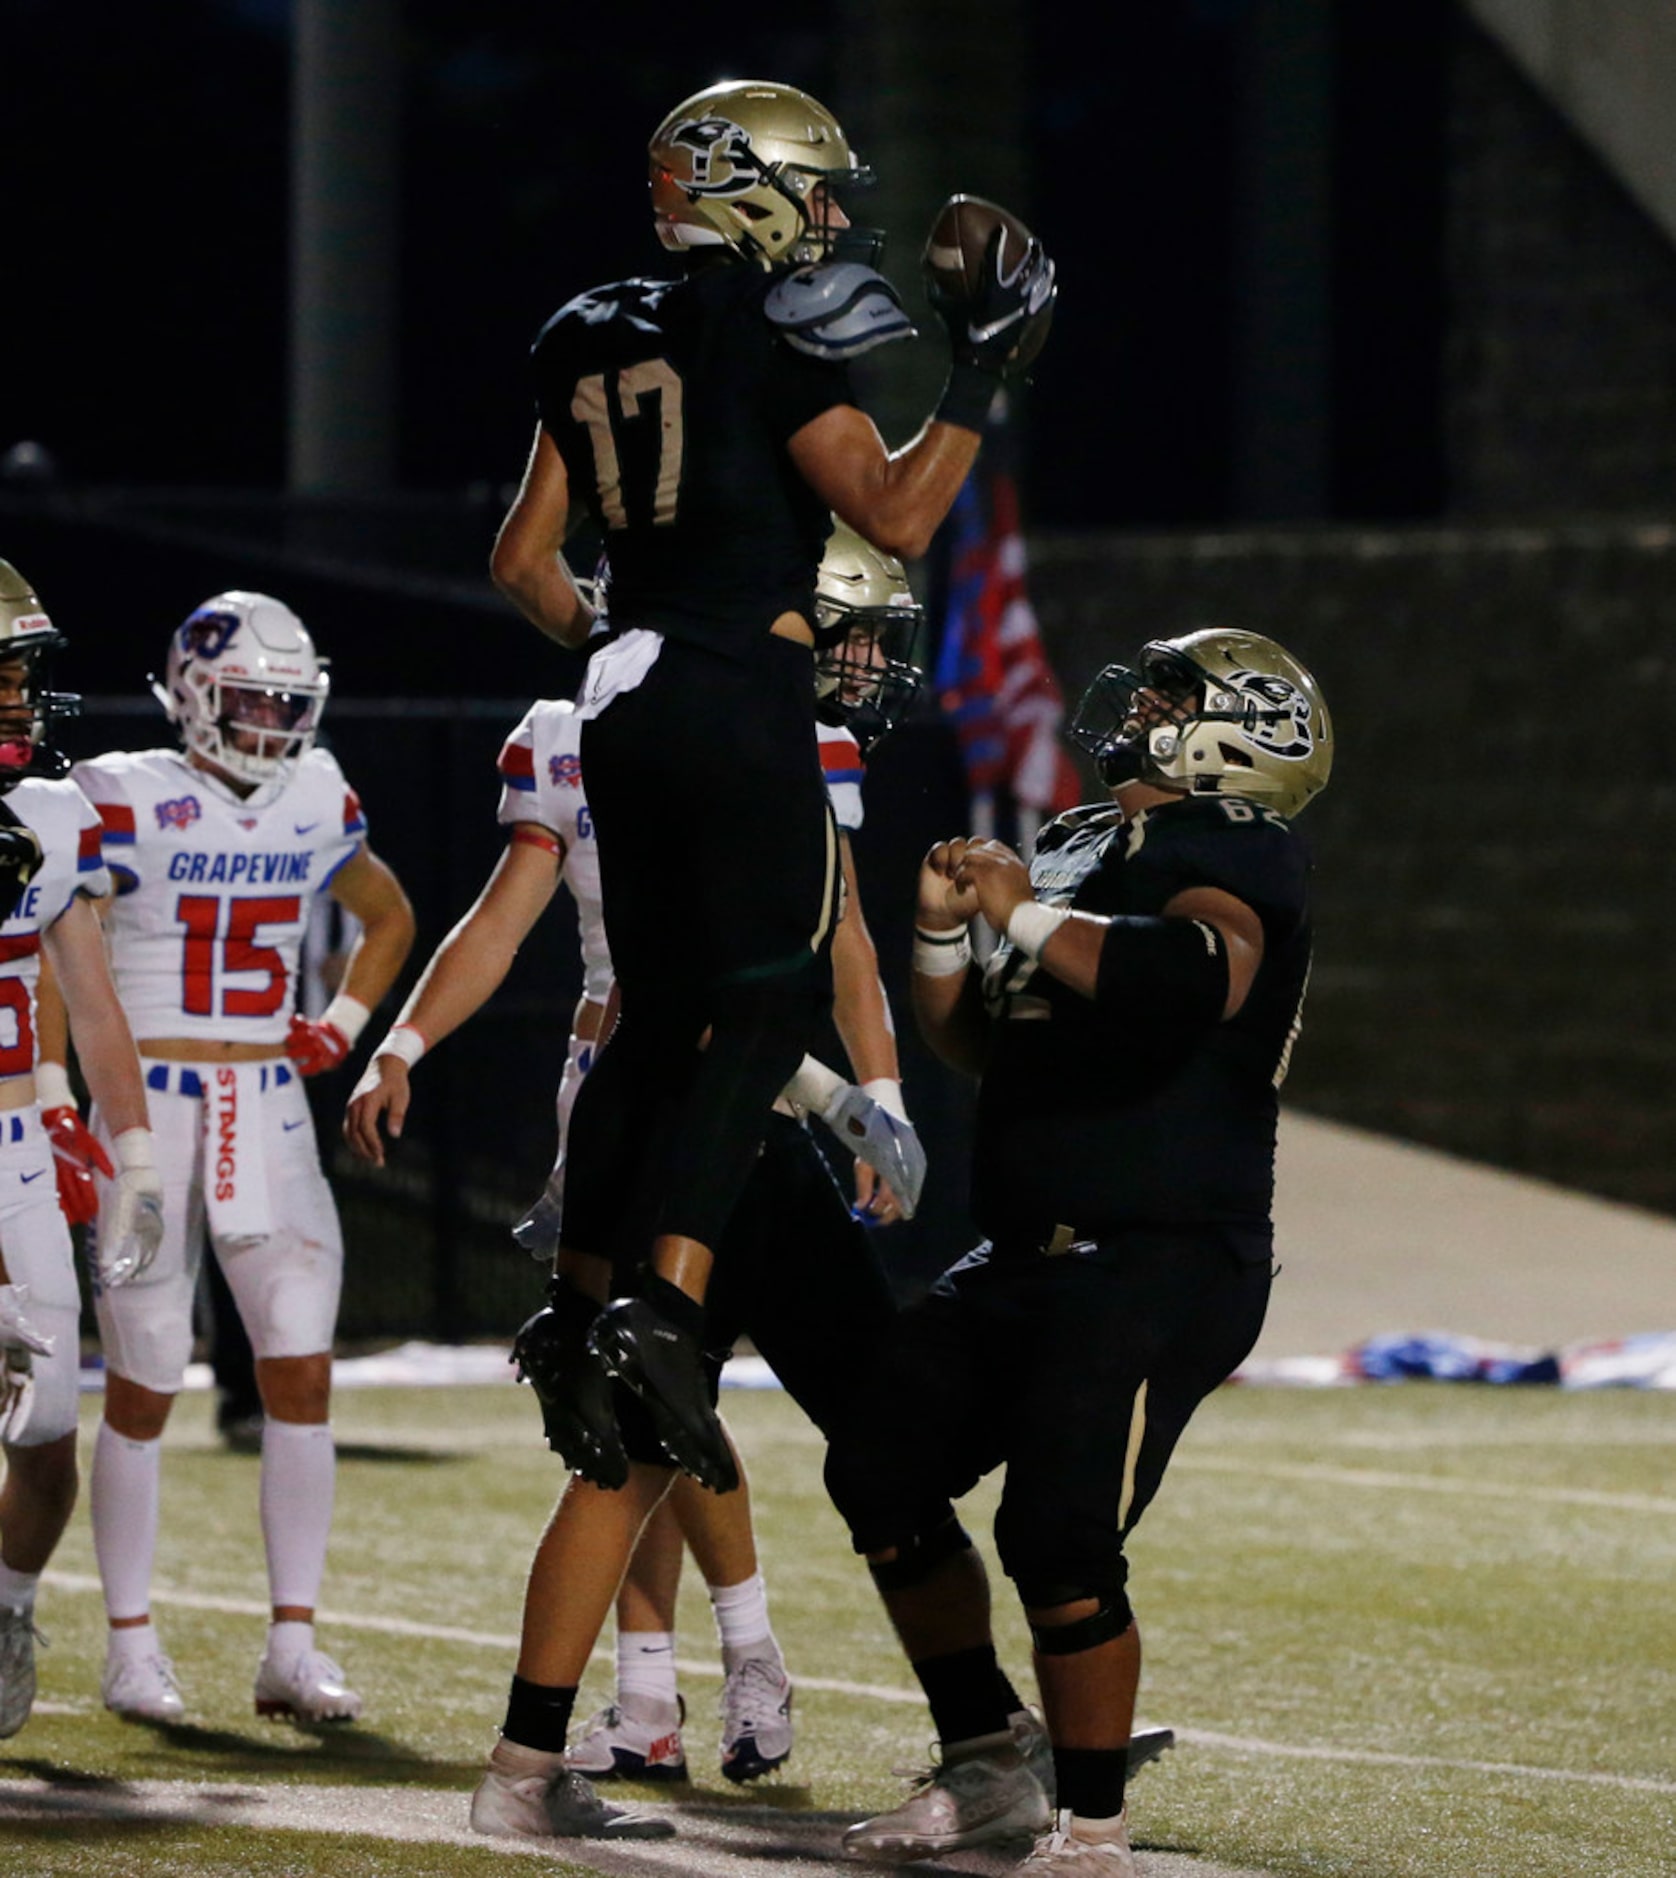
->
xmin=973 ymin=794 xmax=1313 ymax=1237
xmin=531 ymin=262 xmax=855 ymax=655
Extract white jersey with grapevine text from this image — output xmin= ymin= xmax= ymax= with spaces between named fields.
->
xmin=495 ymin=702 xmax=865 ymax=1002
xmin=71 ymin=748 xmax=366 ymax=1045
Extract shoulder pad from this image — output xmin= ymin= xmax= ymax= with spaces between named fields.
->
xmin=764 ymin=263 xmax=917 ymax=360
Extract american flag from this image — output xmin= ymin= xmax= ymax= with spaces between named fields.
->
xmin=934 ymin=452 xmax=1080 ymax=829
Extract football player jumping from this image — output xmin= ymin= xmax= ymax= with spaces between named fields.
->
xmin=42 ymin=592 xmax=414 ymax=1728
xmin=345 ymin=527 xmax=924 ymax=1841
xmin=489 ymin=78 xmax=1055 ymax=1498
xmin=0 ymin=559 xmax=164 ymax=1739
xmin=827 ymin=631 xmax=1332 ymax=1875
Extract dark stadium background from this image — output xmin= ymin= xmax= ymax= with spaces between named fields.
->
xmin=9 ymin=0 xmax=1676 ymax=1336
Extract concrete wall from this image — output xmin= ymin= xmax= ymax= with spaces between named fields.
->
xmin=1445 ymin=15 xmax=1676 ymax=517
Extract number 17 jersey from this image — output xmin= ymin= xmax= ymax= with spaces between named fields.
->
xmin=71 ymin=748 xmax=366 ymax=1046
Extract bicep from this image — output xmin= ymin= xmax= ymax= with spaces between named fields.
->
xmin=1159 ymin=884 xmax=1265 ymax=1018
xmin=327 ymin=847 xmax=411 ymax=926
xmin=786 ymin=404 xmax=891 ymax=536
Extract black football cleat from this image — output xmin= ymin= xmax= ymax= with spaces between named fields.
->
xmin=511 ymin=1283 xmax=628 ymax=1489
xmin=587 ymin=1297 xmax=739 ymax=1494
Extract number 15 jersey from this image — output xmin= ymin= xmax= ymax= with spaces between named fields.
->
xmin=71 ymin=748 xmax=366 ymax=1047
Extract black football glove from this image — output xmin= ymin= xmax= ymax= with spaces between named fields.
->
xmin=0 ymin=800 xmax=43 ymax=926
xmin=926 ymin=225 xmax=1057 ymax=379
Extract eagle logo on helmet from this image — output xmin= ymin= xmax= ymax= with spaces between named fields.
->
xmin=1226 ymin=668 xmax=1314 ymax=762
xmin=667 ymin=117 xmax=766 ymax=199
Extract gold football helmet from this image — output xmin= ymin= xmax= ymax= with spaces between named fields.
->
xmin=0 ymin=559 xmax=78 ymax=787
xmin=813 ymin=522 xmax=924 ymax=750
xmin=1070 ymin=626 xmax=1332 ymax=818
xmin=649 ymin=80 xmax=878 ymax=269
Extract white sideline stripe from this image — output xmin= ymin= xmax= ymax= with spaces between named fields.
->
xmin=38 ymin=1571 xmax=913 ymax=1699
xmin=35 ymin=1572 xmax=1676 ymax=1800
xmin=1171 ymin=1728 xmax=1676 ymax=1796
xmin=1174 ymin=1455 xmax=1676 ymax=1515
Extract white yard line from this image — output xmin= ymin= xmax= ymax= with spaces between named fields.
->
xmin=36 ymin=1571 xmax=1676 ymax=1800
xmin=1173 ymin=1455 xmax=1676 ymax=1515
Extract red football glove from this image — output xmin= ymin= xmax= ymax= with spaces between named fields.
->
xmin=285 ymin=1011 xmax=354 ymax=1078
xmin=42 ymin=1105 xmax=115 ymax=1227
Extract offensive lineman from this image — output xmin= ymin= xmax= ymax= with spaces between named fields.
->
xmin=345 ymin=529 xmax=925 ymax=1840
xmin=48 ymin=592 xmax=414 ymax=1726
xmin=490 ymin=78 xmax=1056 ymax=1493
xmin=828 ymin=630 xmax=1332 ymax=1874
xmin=0 ymin=560 xmax=164 ymax=1737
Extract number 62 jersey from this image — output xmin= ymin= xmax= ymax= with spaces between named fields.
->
xmin=70 ymin=748 xmax=366 ymax=1045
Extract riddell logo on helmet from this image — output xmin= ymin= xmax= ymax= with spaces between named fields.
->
xmin=214 ymin=1066 xmax=239 ymax=1201
xmin=10 ymin=614 xmax=52 ymax=638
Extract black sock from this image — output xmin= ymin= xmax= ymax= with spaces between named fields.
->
xmin=913 ymin=1645 xmax=1017 ymax=1746
xmin=502 ymin=1674 xmax=577 ymax=1754
xmin=643 ymin=1272 xmax=705 ymax=1342
xmin=1053 ymin=1744 xmax=1127 ymax=1820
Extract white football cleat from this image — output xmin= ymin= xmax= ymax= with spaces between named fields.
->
xmin=471 ymin=1738 xmax=675 ymax=1839
xmin=102 ymin=1642 xmax=185 ymax=1724
xmin=254 ymin=1646 xmax=362 ymax=1723
xmin=719 ymin=1654 xmax=794 ymax=1783
xmin=1017 ymin=1807 xmax=1137 ymax=1875
xmin=565 ymin=1699 xmax=689 ymax=1782
xmin=0 ymin=1606 xmax=41 ymax=1738
xmin=842 ymin=1729 xmax=1050 ymax=1863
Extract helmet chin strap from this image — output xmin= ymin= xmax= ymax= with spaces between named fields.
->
xmin=1096 ymin=742 xmax=1147 ymax=788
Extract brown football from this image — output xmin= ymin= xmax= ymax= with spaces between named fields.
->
xmin=922 ymin=194 xmax=1037 ymax=302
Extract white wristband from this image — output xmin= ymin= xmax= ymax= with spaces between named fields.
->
xmin=1005 ymin=900 xmax=1070 ymax=962
xmin=862 ymin=1077 xmax=908 ymax=1122
xmin=782 ymin=1054 xmax=846 ymax=1115
xmin=35 ymin=1062 xmax=73 ymax=1110
xmin=321 ymin=993 xmax=371 ymax=1045
xmin=112 ymin=1127 xmax=156 ymax=1172
xmin=373 ymin=1024 xmax=427 ymax=1070
xmin=913 ymin=926 xmax=973 ymax=977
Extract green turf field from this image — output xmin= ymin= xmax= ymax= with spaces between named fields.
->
xmin=1 ymin=1378 xmax=1671 ymax=1876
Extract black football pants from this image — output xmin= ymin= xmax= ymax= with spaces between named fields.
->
xmin=565 ymin=633 xmax=840 ymax=1259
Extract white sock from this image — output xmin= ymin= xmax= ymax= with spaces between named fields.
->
xmin=616 ymin=1631 xmax=679 ymax=1713
xmin=0 ymin=1560 xmax=38 ymax=1614
xmin=265 ymin=1617 xmax=314 ymax=1663
xmin=259 ymin=1419 xmax=335 ymax=1612
xmin=91 ymin=1421 xmax=162 ymax=1623
xmin=105 ymin=1620 xmax=163 ymax=1662
xmin=710 ymin=1573 xmax=778 ymax=1671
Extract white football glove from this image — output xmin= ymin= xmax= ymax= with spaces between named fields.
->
xmin=0 ymin=1282 xmax=55 ymax=1445
xmin=511 ymin=1168 xmax=565 ymax=1263
xmin=96 ymin=1128 xmax=165 ymax=1288
xmin=782 ymin=1057 xmax=927 ymax=1219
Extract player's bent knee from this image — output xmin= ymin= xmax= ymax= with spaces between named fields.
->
xmin=864 ymin=1510 xmax=973 ymax=1592
xmin=1023 ymin=1586 xmax=1134 ymax=1656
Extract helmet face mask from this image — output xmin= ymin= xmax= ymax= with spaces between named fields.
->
xmin=649 ymin=81 xmax=882 ymax=270
xmin=812 ymin=523 xmax=925 ymax=753
xmin=1070 ymin=628 xmax=1331 ymax=818
xmin=0 ymin=559 xmax=79 ymax=792
xmin=158 ymin=593 xmax=329 ymax=790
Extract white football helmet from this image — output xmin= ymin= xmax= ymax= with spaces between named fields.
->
xmin=155 ymin=592 xmax=329 ymax=787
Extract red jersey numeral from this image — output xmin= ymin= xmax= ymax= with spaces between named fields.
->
xmin=175 ymin=894 xmax=301 ymax=1019
xmin=0 ymin=979 xmax=34 ymax=1078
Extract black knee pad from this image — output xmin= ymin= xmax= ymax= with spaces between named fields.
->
xmin=865 ymin=1511 xmax=973 ymax=1593
xmin=1020 ymin=1582 xmax=1134 ymax=1656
